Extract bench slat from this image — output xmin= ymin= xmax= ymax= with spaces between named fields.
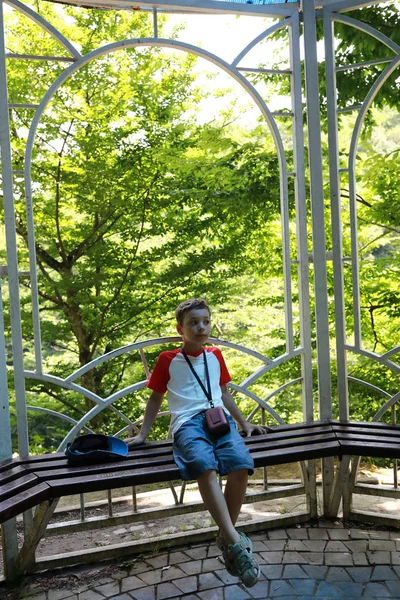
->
xmin=0 ymin=482 xmax=50 ymax=523
xmin=47 ymin=464 xmax=182 ymax=495
xmin=0 ymin=473 xmax=42 ymax=503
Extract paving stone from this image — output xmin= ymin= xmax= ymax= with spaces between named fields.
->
xmin=308 ymin=528 xmax=329 ymax=540
xmin=349 ymin=530 xmax=369 ymax=540
xmin=269 ymin=580 xmax=296 ymax=596
xmin=136 ymin=570 xmax=162 ymax=586
xmin=213 ymin=568 xmax=239 ymax=585
xmin=393 ymin=565 xmax=400 ymax=577
xmin=129 ymin=586 xmax=156 ymax=600
xmin=161 ymin=565 xmax=187 ymax=582
xmin=369 ymin=531 xmax=390 ymax=540
xmin=197 ymin=587 xmax=224 ymax=600
xmin=94 ymin=582 xmax=121 ymax=596
xmin=302 ymin=565 xmax=328 ymax=579
xmin=289 ymin=578 xmax=316 ymax=595
xmin=79 ymin=592 xmax=104 ymax=600
xmin=303 ymin=552 xmax=324 ymax=565
xmin=129 ymin=562 xmax=153 ymax=576
xmin=369 ymin=539 xmax=396 ymax=551
xmin=346 ymin=566 xmax=373 ymax=582
xmin=157 ymin=581 xmax=185 ymax=599
xmin=326 ymin=567 xmax=352 ymax=581
xmin=220 ymin=584 xmax=251 ymax=599
xmin=392 ymin=552 xmax=400 ymax=565
xmin=260 ymin=564 xmax=283 ymax=579
xmin=198 ymin=573 xmax=225 ymax=590
xmin=207 ymin=544 xmax=221 ymax=558
xmin=282 ymin=564 xmax=308 ymax=578
xmin=325 ymin=553 xmax=353 ymax=566
xmin=252 ymin=541 xmax=270 ymax=552
xmin=370 ymin=565 xmax=399 ymax=580
xmin=180 ymin=560 xmax=204 ymax=575
xmin=109 ymin=595 xmax=133 ymax=600
xmin=174 ymin=575 xmax=198 ymax=594
xmin=352 ymin=553 xmax=368 ymax=566
xmin=286 ymin=528 xmax=308 ymax=540
xmin=343 ymin=541 xmax=367 ymax=553
xmin=111 ymin=570 xmax=129 ymax=580
xmin=302 ymin=540 xmax=326 ymax=552
xmin=367 ymin=551 xmax=391 ymax=564
xmin=186 ymin=546 xmax=209 ymax=560
xmin=386 ymin=580 xmax=400 ymax=596
xmin=169 ymin=550 xmax=191 ymax=564
xmin=203 ymin=558 xmax=224 ymax=572
xmin=244 ymin=580 xmax=270 ymax=598
xmin=145 ymin=554 xmax=169 ymax=569
xmin=121 ymin=576 xmax=147 ymax=592
xmin=390 ymin=532 xmax=400 ymax=541
xmin=258 ymin=551 xmax=283 ymax=564
xmin=325 ymin=541 xmax=348 ymax=552
xmin=268 ymin=529 xmax=288 ymax=539
xmin=335 ymin=582 xmax=363 ymax=597
xmin=315 ymin=581 xmax=343 ymax=596
xmin=285 ymin=540 xmax=309 ymax=552
xmin=262 ymin=540 xmax=286 ymax=551
xmin=282 ymin=551 xmax=307 ymax=564
xmin=363 ymin=582 xmax=391 ymax=597
xmin=327 ymin=529 xmax=350 ymax=540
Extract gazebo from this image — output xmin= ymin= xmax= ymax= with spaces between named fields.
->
xmin=1 ymin=0 xmax=399 ymax=580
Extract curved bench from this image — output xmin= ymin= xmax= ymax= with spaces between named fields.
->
xmin=2 ymin=419 xmax=400 ymax=580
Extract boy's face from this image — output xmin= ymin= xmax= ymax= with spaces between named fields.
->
xmin=177 ymin=308 xmax=211 ymax=347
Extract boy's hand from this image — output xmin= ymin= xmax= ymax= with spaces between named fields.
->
xmin=242 ymin=422 xmax=272 ymax=436
xmin=126 ymin=433 xmax=146 ymax=448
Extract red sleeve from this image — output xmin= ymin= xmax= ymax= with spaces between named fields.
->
xmin=147 ymin=351 xmax=173 ymax=394
xmin=208 ymin=347 xmax=231 ymax=386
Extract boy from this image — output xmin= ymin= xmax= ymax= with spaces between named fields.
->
xmin=126 ymin=298 xmax=265 ymax=587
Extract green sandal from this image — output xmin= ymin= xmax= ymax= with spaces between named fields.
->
xmin=216 ymin=531 xmax=253 ymax=577
xmin=227 ymin=540 xmax=260 ymax=588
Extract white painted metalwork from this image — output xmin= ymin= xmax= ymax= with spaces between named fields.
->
xmin=303 ymin=0 xmax=332 ymax=418
xmin=323 ymin=5 xmax=348 ymax=419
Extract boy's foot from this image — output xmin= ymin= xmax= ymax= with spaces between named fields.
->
xmin=216 ymin=531 xmax=253 ymax=577
xmin=227 ymin=540 xmax=260 ymax=588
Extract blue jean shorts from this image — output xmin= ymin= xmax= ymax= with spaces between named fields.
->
xmin=173 ymin=411 xmax=254 ymax=481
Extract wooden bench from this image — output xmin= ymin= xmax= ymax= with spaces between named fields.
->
xmin=2 ymin=419 xmax=400 ymax=580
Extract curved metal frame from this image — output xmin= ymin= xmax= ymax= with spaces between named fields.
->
xmin=5 ymin=4 xmax=313 ymax=453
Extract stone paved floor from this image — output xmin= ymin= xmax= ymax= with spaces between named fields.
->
xmin=3 ymin=521 xmax=400 ymax=599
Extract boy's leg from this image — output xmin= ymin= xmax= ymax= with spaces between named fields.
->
xmin=197 ymin=469 xmax=240 ymax=546
xmin=224 ymin=468 xmax=248 ymax=525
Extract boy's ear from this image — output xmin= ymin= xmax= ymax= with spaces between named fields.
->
xmin=176 ymin=323 xmax=183 ymax=335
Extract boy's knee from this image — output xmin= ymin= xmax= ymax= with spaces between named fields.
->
xmin=227 ymin=468 xmax=248 ymax=480
xmin=197 ymin=469 xmax=217 ymax=482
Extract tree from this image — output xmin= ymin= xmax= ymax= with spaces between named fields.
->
xmin=2 ymin=1 xmax=286 ymax=436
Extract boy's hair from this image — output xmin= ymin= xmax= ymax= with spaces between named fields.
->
xmin=175 ymin=298 xmax=211 ymax=325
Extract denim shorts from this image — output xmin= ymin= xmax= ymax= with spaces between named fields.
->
xmin=173 ymin=411 xmax=255 ymax=481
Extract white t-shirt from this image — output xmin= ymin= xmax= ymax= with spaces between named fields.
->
xmin=147 ymin=347 xmax=231 ymax=436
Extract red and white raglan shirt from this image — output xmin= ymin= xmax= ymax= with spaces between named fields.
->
xmin=147 ymin=347 xmax=231 ymax=437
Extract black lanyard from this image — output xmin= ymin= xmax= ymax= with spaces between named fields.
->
xmin=181 ymin=348 xmax=214 ymax=409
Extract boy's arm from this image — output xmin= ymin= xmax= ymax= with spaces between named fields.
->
xmin=126 ymin=390 xmax=164 ymax=447
xmin=221 ymin=385 xmax=272 ymax=436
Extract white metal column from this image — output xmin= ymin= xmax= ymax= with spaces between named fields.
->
xmin=303 ymin=0 xmax=333 ymax=515
xmin=0 ymin=0 xmax=29 ymax=458
xmin=303 ymin=0 xmax=332 ymax=415
xmin=0 ymin=274 xmax=19 ymax=576
xmin=323 ymin=8 xmax=349 ymax=420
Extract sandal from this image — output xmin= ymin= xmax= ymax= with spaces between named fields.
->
xmin=227 ymin=540 xmax=260 ymax=588
xmin=216 ymin=531 xmax=253 ymax=577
